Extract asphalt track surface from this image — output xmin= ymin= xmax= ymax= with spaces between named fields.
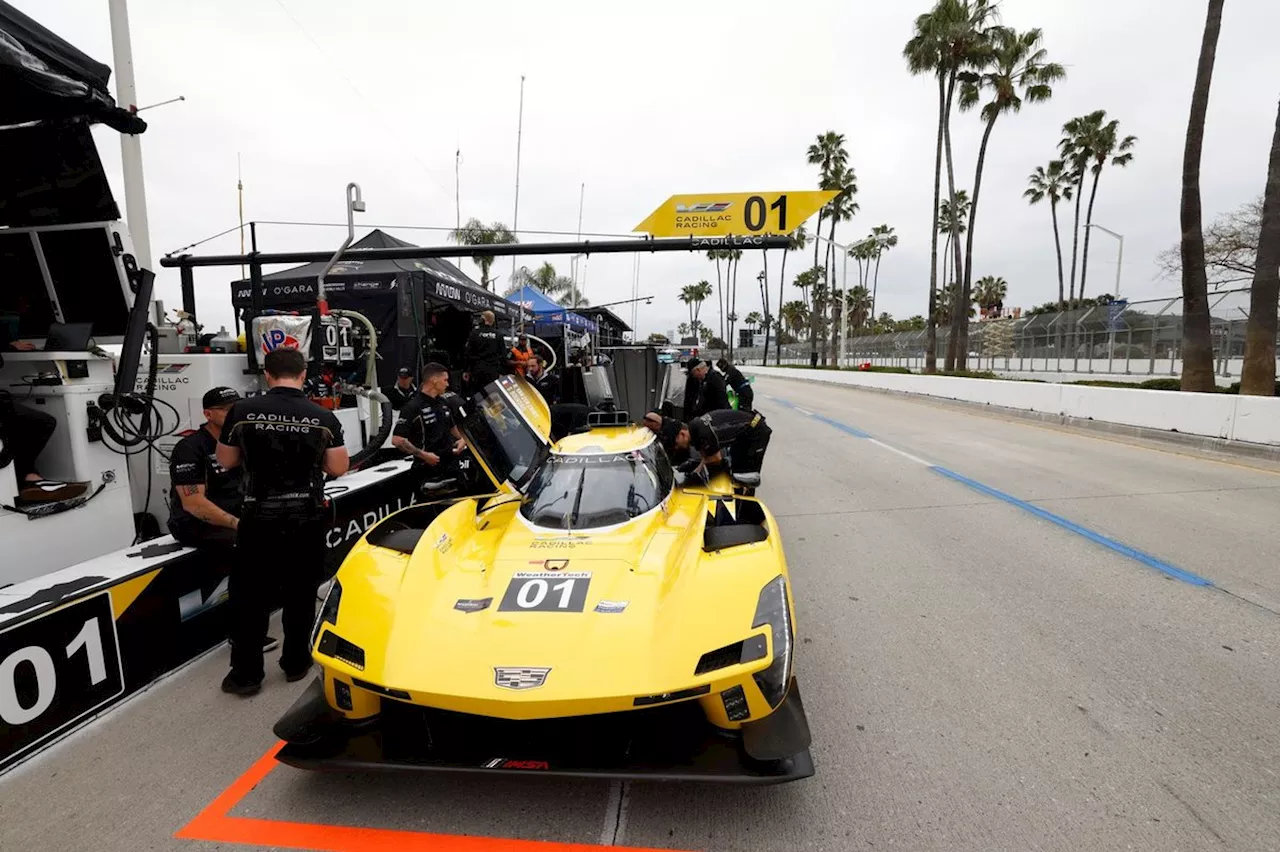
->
xmin=2 ymin=374 xmax=1278 ymax=851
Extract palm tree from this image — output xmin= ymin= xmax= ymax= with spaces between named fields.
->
xmin=557 ymin=292 xmax=589 ymax=308
xmin=1179 ymin=0 xmax=1224 ymax=392
xmin=506 ymin=261 xmax=573 ymax=300
xmin=806 ymin=131 xmax=851 ymax=362
xmin=822 ymin=165 xmax=860 ymax=364
xmin=776 ymin=225 xmax=808 ymax=365
xmin=677 ymin=322 xmax=692 ymax=339
xmin=974 ymin=275 xmax=1008 ymax=315
xmin=1241 ymin=100 xmax=1280 ymax=395
xmin=1061 ymin=110 xmax=1137 ymax=300
xmin=952 ymin=26 xmax=1064 ymax=369
xmin=678 ymin=280 xmax=713 ymax=335
xmin=843 ymin=286 xmax=874 ymax=331
xmin=744 ymin=311 xmax=764 ymax=334
xmin=706 ymin=250 xmax=726 ymax=346
xmin=780 ymin=300 xmax=810 ymax=337
xmin=449 ymin=218 xmax=516 ymax=290
xmin=937 ymin=190 xmax=970 ymax=289
xmin=869 ymin=224 xmax=898 ymax=321
xmin=904 ymin=0 xmax=997 ymax=372
xmin=1025 ymin=161 xmax=1074 ymax=312
xmin=723 ymin=249 xmax=744 ymax=358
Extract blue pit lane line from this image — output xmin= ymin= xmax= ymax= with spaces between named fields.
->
xmin=767 ymin=394 xmax=1215 ymax=587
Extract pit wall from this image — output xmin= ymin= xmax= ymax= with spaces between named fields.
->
xmin=743 ymin=366 xmax=1280 ymax=447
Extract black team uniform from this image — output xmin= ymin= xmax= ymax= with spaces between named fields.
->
xmin=219 ymin=387 xmax=344 ymax=689
xmin=394 ymin=390 xmax=460 ymax=489
xmin=690 ymin=368 xmax=731 ymax=419
xmin=383 ymin=382 xmax=417 ymax=412
xmin=168 ymin=426 xmax=240 ymax=548
xmin=682 ymin=410 xmax=772 ymax=477
xmin=721 ymin=364 xmax=754 ymax=412
xmin=465 ymin=323 xmax=507 ymax=394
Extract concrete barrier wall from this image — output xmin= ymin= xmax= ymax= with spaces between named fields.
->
xmin=744 ymin=366 xmax=1280 ymax=447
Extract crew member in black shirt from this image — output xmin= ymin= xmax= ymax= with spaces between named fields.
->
xmin=216 ymin=347 xmax=350 ymax=696
xmin=391 ymin=362 xmax=466 ymax=489
xmin=643 ymin=409 xmax=771 ymax=481
xmin=383 ymin=367 xmax=417 ymax=411
xmin=687 ymin=358 xmax=731 ymax=419
xmin=170 ymin=387 xmax=279 ymax=655
xmin=716 ymin=358 xmax=754 ymax=412
xmin=464 ymin=310 xmax=508 ymax=394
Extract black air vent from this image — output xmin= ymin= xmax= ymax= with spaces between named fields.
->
xmin=317 ymin=630 xmax=366 ymax=670
xmin=696 ymin=641 xmax=745 ymax=675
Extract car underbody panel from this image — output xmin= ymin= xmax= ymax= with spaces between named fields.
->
xmin=276 ymin=676 xmax=814 ymax=785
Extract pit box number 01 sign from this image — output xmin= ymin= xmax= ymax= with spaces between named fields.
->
xmin=0 ymin=593 xmax=125 ymax=771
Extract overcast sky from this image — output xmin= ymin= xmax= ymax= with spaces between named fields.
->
xmin=18 ymin=0 xmax=1280 ymax=339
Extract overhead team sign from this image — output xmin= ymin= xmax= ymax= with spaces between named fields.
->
xmin=634 ymin=190 xmax=838 ymax=238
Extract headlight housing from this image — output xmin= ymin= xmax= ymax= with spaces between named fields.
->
xmin=312 ymin=580 xmax=342 ymax=645
xmin=751 ymin=575 xmax=793 ymax=708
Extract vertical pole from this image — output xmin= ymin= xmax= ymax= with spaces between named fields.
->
xmin=1115 ymin=234 xmax=1124 ymax=298
xmin=840 ymin=248 xmax=849 ymax=368
xmin=180 ymin=265 xmax=196 ymax=316
xmin=1125 ymin=328 xmax=1133 ymax=374
xmin=511 ymin=74 xmax=525 ymax=285
xmin=237 ymin=153 xmax=245 ymax=285
xmin=108 ymin=0 xmax=152 ymax=270
xmin=455 ymin=146 xmax=462 ymax=268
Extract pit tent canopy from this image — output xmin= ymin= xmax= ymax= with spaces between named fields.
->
xmin=0 ymin=0 xmax=145 ymax=229
xmin=508 ymin=286 xmax=597 ymax=334
xmin=229 ymin=229 xmax=522 ymax=387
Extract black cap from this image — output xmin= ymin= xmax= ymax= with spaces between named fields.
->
xmin=202 ymin=387 xmax=241 ymax=409
xmin=397 ymin=367 xmax=412 ymax=377
xmin=659 ymin=416 xmax=682 ymax=447
xmin=686 ymin=357 xmax=704 ymax=371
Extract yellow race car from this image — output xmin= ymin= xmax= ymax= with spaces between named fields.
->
xmin=275 ymin=375 xmax=813 ymax=784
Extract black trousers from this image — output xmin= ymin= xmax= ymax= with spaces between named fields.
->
xmin=735 ymin=384 xmax=755 ymax=413
xmin=230 ymin=503 xmax=325 ymax=683
xmin=1 ymin=398 xmax=56 ymax=481
xmin=729 ymin=422 xmax=772 ymax=475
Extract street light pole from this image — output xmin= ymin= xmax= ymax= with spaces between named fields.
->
xmin=1086 ymin=223 xmax=1124 ymax=298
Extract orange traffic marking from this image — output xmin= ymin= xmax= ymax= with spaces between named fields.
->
xmin=176 ymin=742 xmax=679 ymax=851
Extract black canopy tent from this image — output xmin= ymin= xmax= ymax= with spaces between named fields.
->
xmin=229 ymin=229 xmax=523 ymax=387
xmin=0 ymin=0 xmax=145 ymax=229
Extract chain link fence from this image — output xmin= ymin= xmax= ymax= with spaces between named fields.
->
xmin=726 ymin=288 xmax=1276 ymax=383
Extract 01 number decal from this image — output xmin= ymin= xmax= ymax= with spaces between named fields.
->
xmin=0 ymin=593 xmax=124 ymax=771
xmin=499 ymin=572 xmax=591 ymax=613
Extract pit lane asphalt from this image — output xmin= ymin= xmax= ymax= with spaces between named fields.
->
xmin=2 ymin=373 xmax=1277 ymax=851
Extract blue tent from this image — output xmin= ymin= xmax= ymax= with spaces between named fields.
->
xmin=509 ymin=286 xmax=598 ymax=333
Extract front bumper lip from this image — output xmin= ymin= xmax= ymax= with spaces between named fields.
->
xmin=274 ymin=677 xmax=814 ymax=786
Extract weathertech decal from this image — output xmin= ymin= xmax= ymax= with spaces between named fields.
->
xmin=484 ymin=758 xmax=550 ymax=770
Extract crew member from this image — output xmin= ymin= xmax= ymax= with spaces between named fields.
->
xmin=383 ymin=367 xmax=418 ymax=411
xmin=717 ymin=358 xmax=754 ymax=411
xmin=169 ymin=387 xmax=277 ymax=655
xmin=0 ymin=338 xmax=87 ymax=504
xmin=687 ymin=358 xmax=730 ymax=419
xmin=464 ymin=310 xmax=506 ymax=394
xmin=510 ymin=334 xmax=535 ymax=377
xmin=216 ymin=347 xmax=349 ymax=696
xmin=391 ymin=362 xmax=466 ymax=488
xmin=643 ymin=409 xmax=771 ymax=482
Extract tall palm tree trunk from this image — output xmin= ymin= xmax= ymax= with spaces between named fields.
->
xmin=1080 ymin=167 xmax=1103 ymax=299
xmin=941 ymin=71 xmax=965 ymax=371
xmin=776 ymin=250 xmax=789 ymax=366
xmin=809 ymin=212 xmax=825 ymax=364
xmin=925 ymin=74 xmax=946 ymax=374
xmin=1241 ymin=98 xmax=1280 ymax=395
xmin=1067 ymin=177 xmax=1084 ymax=304
xmin=827 ymin=216 xmax=839 ymax=365
xmin=729 ymin=255 xmax=739 ymax=359
xmin=761 ymin=251 xmax=772 ymax=366
xmin=713 ymin=256 xmax=725 ymax=348
xmin=871 ymin=249 xmax=883 ymax=322
xmin=1051 ymin=197 xmax=1066 ymax=354
xmin=1179 ymin=0 xmax=1224 ymax=393
xmin=955 ymin=114 xmax=999 ymax=371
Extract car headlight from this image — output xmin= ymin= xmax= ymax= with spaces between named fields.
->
xmin=751 ymin=575 xmax=793 ymax=708
xmin=312 ymin=580 xmax=342 ymax=645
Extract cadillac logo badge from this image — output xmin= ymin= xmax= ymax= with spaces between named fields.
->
xmin=494 ymin=667 xmax=551 ymax=690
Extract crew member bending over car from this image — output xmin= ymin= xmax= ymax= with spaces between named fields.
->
xmin=169 ymin=387 xmax=277 ymax=655
xmin=643 ymin=409 xmax=771 ymax=484
xmin=391 ymin=362 xmax=466 ymax=490
xmin=216 ymin=347 xmax=349 ymax=697
xmin=717 ymin=358 xmax=754 ymax=412
xmin=686 ymin=358 xmax=730 ymax=419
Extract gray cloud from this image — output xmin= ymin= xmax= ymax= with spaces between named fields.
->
xmin=17 ymin=0 xmax=1279 ymax=337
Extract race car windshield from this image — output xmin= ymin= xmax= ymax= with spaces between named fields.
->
xmin=461 ymin=385 xmax=549 ymax=491
xmin=521 ymin=444 xmax=674 ymax=530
